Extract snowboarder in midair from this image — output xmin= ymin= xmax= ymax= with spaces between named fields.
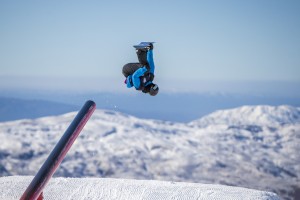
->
xmin=122 ymin=42 xmax=159 ymax=96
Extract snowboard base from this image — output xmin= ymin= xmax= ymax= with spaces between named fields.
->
xmin=133 ymin=42 xmax=154 ymax=49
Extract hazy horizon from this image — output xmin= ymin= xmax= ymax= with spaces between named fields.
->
xmin=1 ymin=75 xmax=300 ymax=98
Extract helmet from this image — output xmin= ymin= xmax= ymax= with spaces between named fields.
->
xmin=149 ymin=84 xmax=159 ymax=96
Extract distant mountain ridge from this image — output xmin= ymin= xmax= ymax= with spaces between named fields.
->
xmin=2 ymin=92 xmax=300 ymax=122
xmin=0 ymin=97 xmax=79 ymax=122
xmin=190 ymin=105 xmax=300 ymax=127
xmin=0 ymin=105 xmax=299 ymax=199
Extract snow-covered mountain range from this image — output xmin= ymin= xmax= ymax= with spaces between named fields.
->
xmin=0 ymin=105 xmax=299 ymax=199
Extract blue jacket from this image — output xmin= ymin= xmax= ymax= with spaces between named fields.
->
xmin=126 ymin=50 xmax=155 ymax=90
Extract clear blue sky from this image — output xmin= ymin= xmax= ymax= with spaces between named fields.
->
xmin=0 ymin=0 xmax=299 ymax=93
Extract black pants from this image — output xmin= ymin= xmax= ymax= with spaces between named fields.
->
xmin=136 ymin=49 xmax=148 ymax=66
xmin=122 ymin=49 xmax=149 ymax=78
xmin=122 ymin=63 xmax=143 ymax=77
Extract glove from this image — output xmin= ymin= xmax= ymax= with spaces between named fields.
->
xmin=149 ymin=73 xmax=154 ymax=81
xmin=142 ymin=86 xmax=150 ymax=93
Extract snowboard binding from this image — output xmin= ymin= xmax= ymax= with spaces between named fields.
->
xmin=133 ymin=42 xmax=154 ymax=50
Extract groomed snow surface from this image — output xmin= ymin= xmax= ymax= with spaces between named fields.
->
xmin=0 ymin=176 xmax=279 ymax=200
xmin=0 ymin=105 xmax=299 ymax=199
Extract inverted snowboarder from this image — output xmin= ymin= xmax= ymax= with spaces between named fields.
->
xmin=122 ymin=42 xmax=159 ymax=96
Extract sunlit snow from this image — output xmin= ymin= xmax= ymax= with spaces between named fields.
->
xmin=0 ymin=176 xmax=279 ymax=200
xmin=0 ymin=105 xmax=299 ymax=199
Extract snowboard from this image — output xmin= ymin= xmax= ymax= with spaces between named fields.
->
xmin=133 ymin=42 xmax=154 ymax=49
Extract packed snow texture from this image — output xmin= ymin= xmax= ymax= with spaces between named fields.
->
xmin=0 ymin=176 xmax=279 ymax=200
xmin=0 ymin=105 xmax=299 ymax=199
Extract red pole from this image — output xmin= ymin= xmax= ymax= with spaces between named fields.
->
xmin=20 ymin=100 xmax=96 ymax=200
xmin=36 ymin=192 xmax=43 ymax=200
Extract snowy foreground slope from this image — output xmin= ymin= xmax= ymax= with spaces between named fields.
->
xmin=0 ymin=176 xmax=279 ymax=200
xmin=0 ymin=105 xmax=299 ymax=199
